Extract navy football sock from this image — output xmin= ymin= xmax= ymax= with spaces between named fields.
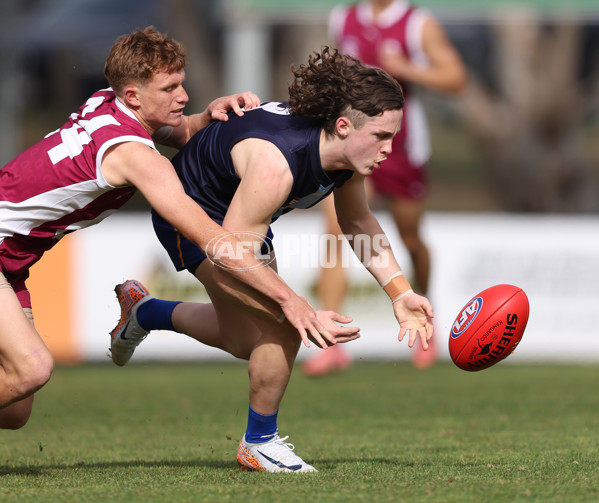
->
xmin=245 ymin=406 xmax=278 ymax=443
xmin=136 ymin=298 xmax=181 ymax=331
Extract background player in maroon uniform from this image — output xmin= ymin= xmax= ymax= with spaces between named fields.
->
xmin=303 ymin=0 xmax=467 ymax=375
xmin=0 ymin=27 xmax=345 ymax=430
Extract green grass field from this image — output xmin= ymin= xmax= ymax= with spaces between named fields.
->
xmin=1 ymin=361 xmax=598 ymax=502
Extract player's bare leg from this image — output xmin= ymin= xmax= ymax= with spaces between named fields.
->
xmin=0 ymin=275 xmax=54 ymax=428
xmin=111 ymin=260 xmax=314 ymax=471
xmin=192 ymin=260 xmax=316 ymax=472
xmin=193 ymin=259 xmax=298 ymax=395
xmin=169 ymin=302 xmax=222 ymax=350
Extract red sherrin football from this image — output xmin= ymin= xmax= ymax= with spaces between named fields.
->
xmin=449 ymin=284 xmax=529 ymax=371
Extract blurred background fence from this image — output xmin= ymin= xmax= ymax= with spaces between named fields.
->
xmin=1 ymin=0 xmax=599 ymax=363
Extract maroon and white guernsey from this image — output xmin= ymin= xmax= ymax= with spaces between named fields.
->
xmin=0 ymin=88 xmax=156 ymax=306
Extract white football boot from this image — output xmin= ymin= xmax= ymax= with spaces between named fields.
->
xmin=109 ymin=280 xmax=152 ymax=366
xmin=236 ymin=434 xmax=318 ymax=473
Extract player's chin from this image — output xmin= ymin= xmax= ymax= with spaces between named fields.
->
xmin=362 ymin=165 xmax=376 ymax=176
xmin=371 ymin=159 xmax=386 ymax=171
xmin=168 ymin=113 xmax=184 ymax=125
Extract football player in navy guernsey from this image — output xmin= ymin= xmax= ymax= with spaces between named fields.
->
xmin=0 ymin=27 xmax=345 ymax=431
xmin=111 ymin=47 xmax=434 ymax=473
xmin=304 ymin=0 xmax=467 ymax=375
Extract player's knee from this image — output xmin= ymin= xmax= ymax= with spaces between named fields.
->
xmin=13 ymin=350 xmax=54 ymax=399
xmin=0 ymin=351 xmax=49 ymax=430
xmin=29 ymin=351 xmax=55 ymax=390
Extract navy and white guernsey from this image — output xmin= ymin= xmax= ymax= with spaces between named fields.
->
xmin=170 ymin=101 xmax=353 ymax=224
xmin=152 ymin=101 xmax=354 ymax=272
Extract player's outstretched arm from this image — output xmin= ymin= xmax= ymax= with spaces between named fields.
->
xmin=391 ymin=291 xmax=434 ymax=349
xmin=333 ymin=179 xmax=434 ymax=349
xmin=364 ymin=242 xmax=435 ymax=350
xmin=212 ymin=265 xmax=359 ymax=349
xmin=218 ymin=138 xmax=360 ymax=349
xmin=102 ymin=141 xmax=341 ymax=347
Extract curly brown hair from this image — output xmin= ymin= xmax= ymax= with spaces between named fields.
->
xmin=104 ymin=26 xmax=186 ymax=96
xmin=288 ymin=46 xmax=404 ymax=135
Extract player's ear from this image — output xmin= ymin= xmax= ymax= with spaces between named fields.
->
xmin=335 ymin=116 xmax=351 ymax=138
xmin=123 ymin=84 xmax=141 ymax=108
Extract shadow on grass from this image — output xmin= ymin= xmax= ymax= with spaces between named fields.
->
xmin=0 ymin=459 xmax=234 ymax=477
xmin=0 ymin=456 xmax=471 ymax=477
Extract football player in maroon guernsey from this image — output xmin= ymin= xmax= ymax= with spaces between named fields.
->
xmin=0 ymin=27 xmax=347 ymax=430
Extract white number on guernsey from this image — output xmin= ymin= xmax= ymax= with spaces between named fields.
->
xmin=46 ymin=95 xmax=120 ymax=165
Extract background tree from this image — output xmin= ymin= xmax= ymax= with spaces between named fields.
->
xmin=460 ymin=14 xmax=599 ymax=212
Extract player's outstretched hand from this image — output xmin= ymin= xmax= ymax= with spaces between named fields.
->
xmin=280 ymin=296 xmax=357 ymax=349
xmin=315 ymin=311 xmax=360 ymax=345
xmin=205 ymin=92 xmax=261 ymax=122
xmin=392 ymin=292 xmax=434 ymax=350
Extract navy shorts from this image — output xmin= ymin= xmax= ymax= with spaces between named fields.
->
xmin=152 ymin=210 xmax=274 ymax=275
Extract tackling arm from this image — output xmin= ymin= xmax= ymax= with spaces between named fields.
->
xmin=101 ymin=141 xmax=338 ymax=343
